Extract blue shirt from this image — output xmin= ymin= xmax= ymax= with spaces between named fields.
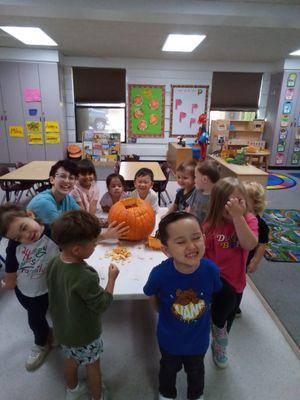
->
xmin=143 ymin=258 xmax=222 ymax=355
xmin=27 ymin=189 xmax=80 ymax=224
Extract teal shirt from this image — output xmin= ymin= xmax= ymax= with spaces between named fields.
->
xmin=27 ymin=189 xmax=80 ymax=224
xmin=47 ymin=255 xmax=113 ymax=347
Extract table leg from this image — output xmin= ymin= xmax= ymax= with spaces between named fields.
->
xmin=4 ymin=181 xmax=10 ymax=202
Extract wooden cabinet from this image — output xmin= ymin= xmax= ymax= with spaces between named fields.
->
xmin=210 ymin=119 xmax=265 ymax=153
xmin=168 ymin=142 xmax=193 ymax=174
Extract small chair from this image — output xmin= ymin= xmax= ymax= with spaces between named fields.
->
xmin=153 ymin=161 xmax=172 ymax=206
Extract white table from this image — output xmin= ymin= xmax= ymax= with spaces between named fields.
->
xmin=87 ymin=208 xmax=168 ymax=300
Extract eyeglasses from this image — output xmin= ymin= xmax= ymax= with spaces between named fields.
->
xmin=55 ymin=173 xmax=76 ymax=182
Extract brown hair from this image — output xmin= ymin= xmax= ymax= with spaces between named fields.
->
xmin=0 ymin=203 xmax=28 ymax=237
xmin=51 ymin=210 xmax=101 ymax=249
xmin=196 ymin=160 xmax=220 ymax=183
xmin=204 ymin=177 xmax=248 ymax=232
xmin=243 ymin=181 xmax=266 ymax=215
xmin=176 ymin=160 xmax=197 ymax=177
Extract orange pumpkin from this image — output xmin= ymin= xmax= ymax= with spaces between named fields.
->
xmin=108 ymin=198 xmax=155 ymax=241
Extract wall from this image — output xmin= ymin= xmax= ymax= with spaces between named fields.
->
xmin=61 ymin=56 xmax=273 ymax=159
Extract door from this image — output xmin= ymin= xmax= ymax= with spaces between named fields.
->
xmin=0 ymin=84 xmax=10 ymax=163
xmin=0 ymin=62 xmax=28 ymax=163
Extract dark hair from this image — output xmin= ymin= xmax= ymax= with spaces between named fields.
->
xmin=134 ymin=167 xmax=154 ymax=182
xmin=49 ymin=159 xmax=78 ymax=178
xmin=106 ymin=173 xmax=125 ymax=189
xmin=196 ymin=160 xmax=220 ymax=183
xmin=0 ymin=203 xmax=28 ymax=236
xmin=77 ymin=159 xmax=97 ymax=179
xmin=158 ymin=212 xmax=201 ymax=246
xmin=176 ymin=160 xmax=197 ymax=177
xmin=51 ymin=210 xmax=101 ymax=249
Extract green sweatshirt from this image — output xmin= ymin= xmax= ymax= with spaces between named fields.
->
xmin=47 ymin=254 xmax=113 ymax=347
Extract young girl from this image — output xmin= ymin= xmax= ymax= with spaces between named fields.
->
xmin=203 ymin=177 xmax=258 ymax=369
xmin=70 ymin=159 xmax=100 ymax=215
xmin=0 ymin=203 xmax=58 ymax=372
xmin=167 ymin=160 xmax=196 ymax=214
xmin=100 ymin=173 xmax=128 ymax=213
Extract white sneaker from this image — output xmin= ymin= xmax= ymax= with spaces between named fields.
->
xmin=25 ymin=344 xmax=50 ymax=371
xmin=159 ymin=394 xmax=175 ymax=400
xmin=66 ymin=382 xmax=89 ymax=400
xmin=195 ymin=396 xmax=204 ymax=400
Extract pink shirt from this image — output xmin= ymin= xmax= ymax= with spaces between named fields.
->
xmin=203 ymin=213 xmax=258 ymax=293
xmin=70 ymin=181 xmax=100 ymax=212
xmin=100 ymin=191 xmax=128 ymax=210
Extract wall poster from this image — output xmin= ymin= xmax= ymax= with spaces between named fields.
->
xmin=128 ymin=84 xmax=165 ymax=137
xmin=82 ymin=131 xmax=120 ymax=166
xmin=170 ymin=85 xmax=209 ymax=137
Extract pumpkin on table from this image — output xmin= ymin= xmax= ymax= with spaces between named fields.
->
xmin=108 ymin=197 xmax=155 ymax=241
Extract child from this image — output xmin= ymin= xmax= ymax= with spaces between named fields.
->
xmin=167 ymin=160 xmax=196 ymax=214
xmin=144 ymin=212 xmax=222 ymax=400
xmin=27 ymin=159 xmax=80 ymax=224
xmin=235 ymin=181 xmax=270 ymax=317
xmin=186 ymin=160 xmax=220 ymax=224
xmin=70 ymin=159 xmax=100 ymax=215
xmin=100 ymin=173 xmax=128 ymax=213
xmin=47 ymin=210 xmax=119 ymax=400
xmin=203 ymin=177 xmax=258 ymax=369
xmin=0 ymin=203 xmax=59 ymax=371
xmin=131 ymin=167 xmax=159 ymax=212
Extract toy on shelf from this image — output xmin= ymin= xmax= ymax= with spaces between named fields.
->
xmin=226 ymin=148 xmax=246 ymax=165
xmin=196 ymin=113 xmax=209 ymax=160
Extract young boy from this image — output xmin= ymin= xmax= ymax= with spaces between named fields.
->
xmin=167 ymin=160 xmax=196 ymax=214
xmin=0 ymin=203 xmax=59 ymax=371
xmin=131 ymin=167 xmax=159 ymax=212
xmin=186 ymin=160 xmax=220 ymax=224
xmin=47 ymin=210 xmax=119 ymax=400
xmin=144 ymin=212 xmax=222 ymax=400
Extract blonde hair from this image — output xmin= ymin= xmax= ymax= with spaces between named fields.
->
xmin=205 ymin=177 xmax=248 ymax=231
xmin=243 ymin=181 xmax=266 ymax=215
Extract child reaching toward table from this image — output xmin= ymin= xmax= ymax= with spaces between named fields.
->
xmin=131 ymin=167 xmax=159 ymax=212
xmin=100 ymin=173 xmax=128 ymax=213
xmin=203 ymin=177 xmax=258 ymax=369
xmin=47 ymin=210 xmax=119 ymax=400
xmin=0 ymin=203 xmax=58 ymax=371
xmin=70 ymin=159 xmax=100 ymax=215
xmin=144 ymin=212 xmax=222 ymax=400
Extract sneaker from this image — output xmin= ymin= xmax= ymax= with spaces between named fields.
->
xmin=25 ymin=344 xmax=50 ymax=371
xmin=235 ymin=308 xmax=242 ymax=318
xmin=159 ymin=394 xmax=175 ymax=400
xmin=211 ymin=324 xmax=229 ymax=368
xmin=195 ymin=396 xmax=204 ymax=400
xmin=66 ymin=382 xmax=89 ymax=400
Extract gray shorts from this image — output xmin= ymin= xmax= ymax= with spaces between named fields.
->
xmin=61 ymin=337 xmax=103 ymax=365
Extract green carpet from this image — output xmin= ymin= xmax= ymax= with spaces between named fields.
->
xmin=263 ymin=209 xmax=300 ymax=262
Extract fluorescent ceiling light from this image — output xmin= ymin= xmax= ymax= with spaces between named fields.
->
xmin=162 ymin=34 xmax=206 ymax=52
xmin=290 ymin=49 xmax=300 ymax=56
xmin=0 ymin=26 xmax=57 ymax=46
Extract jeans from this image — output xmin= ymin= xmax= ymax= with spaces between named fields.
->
xmin=159 ymin=347 xmax=205 ymax=400
xmin=15 ymin=287 xmax=49 ymax=346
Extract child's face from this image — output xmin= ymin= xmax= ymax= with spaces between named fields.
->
xmin=195 ymin=169 xmax=206 ymax=190
xmin=163 ymin=218 xmax=205 ymax=271
xmin=222 ymin=188 xmax=246 ymax=220
xmin=78 ymin=172 xmax=95 ymax=188
xmin=109 ymin=177 xmax=124 ymax=198
xmin=50 ymin=167 xmax=77 ymax=196
xmin=6 ymin=216 xmax=44 ymax=244
xmin=134 ymin=175 xmax=153 ymax=198
xmin=176 ymin=171 xmax=195 ymax=191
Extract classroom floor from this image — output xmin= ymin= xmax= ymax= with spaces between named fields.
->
xmin=0 ymin=177 xmax=300 ymax=400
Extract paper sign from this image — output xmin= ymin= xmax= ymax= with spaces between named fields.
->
xmin=45 ymin=133 xmax=60 ymax=144
xmin=9 ymin=125 xmax=24 ymax=137
xmin=24 ymin=88 xmax=41 ymax=102
xmin=285 ymin=88 xmax=294 ymax=100
xmin=287 ymin=73 xmax=297 ymax=88
xmin=26 ymin=121 xmax=42 ymax=134
xmin=45 ymin=121 xmax=60 ymax=133
xmin=28 ymin=134 xmax=43 ymax=145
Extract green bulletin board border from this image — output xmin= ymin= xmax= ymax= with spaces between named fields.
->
xmin=128 ymin=84 xmax=165 ymax=138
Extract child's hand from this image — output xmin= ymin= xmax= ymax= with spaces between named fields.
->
xmin=225 ymin=197 xmax=246 ymax=218
xmin=108 ymin=263 xmax=119 ymax=281
xmin=105 ymin=221 xmax=130 ymax=239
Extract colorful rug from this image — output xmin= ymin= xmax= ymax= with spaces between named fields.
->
xmin=263 ymin=209 xmax=300 ymax=262
xmin=266 ymin=173 xmax=296 ymax=190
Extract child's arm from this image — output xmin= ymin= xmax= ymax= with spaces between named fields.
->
xmin=105 ymin=263 xmax=119 ymax=294
xmin=89 ymin=199 xmax=98 ymax=215
xmin=226 ymin=198 xmax=258 ymax=251
xmin=248 ymin=243 xmax=267 ymax=273
xmin=1 ymin=272 xmax=17 ymax=289
xmin=149 ymin=295 xmax=159 ymax=312
xmin=98 ymin=221 xmax=129 ymax=241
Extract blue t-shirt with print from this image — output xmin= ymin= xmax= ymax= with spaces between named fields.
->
xmin=143 ymin=257 xmax=222 ymax=355
xmin=27 ymin=189 xmax=80 ymax=224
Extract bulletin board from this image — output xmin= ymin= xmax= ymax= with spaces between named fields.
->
xmin=128 ymin=84 xmax=165 ymax=137
xmin=82 ymin=131 xmax=120 ymax=166
xmin=170 ymin=85 xmax=209 ymax=137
